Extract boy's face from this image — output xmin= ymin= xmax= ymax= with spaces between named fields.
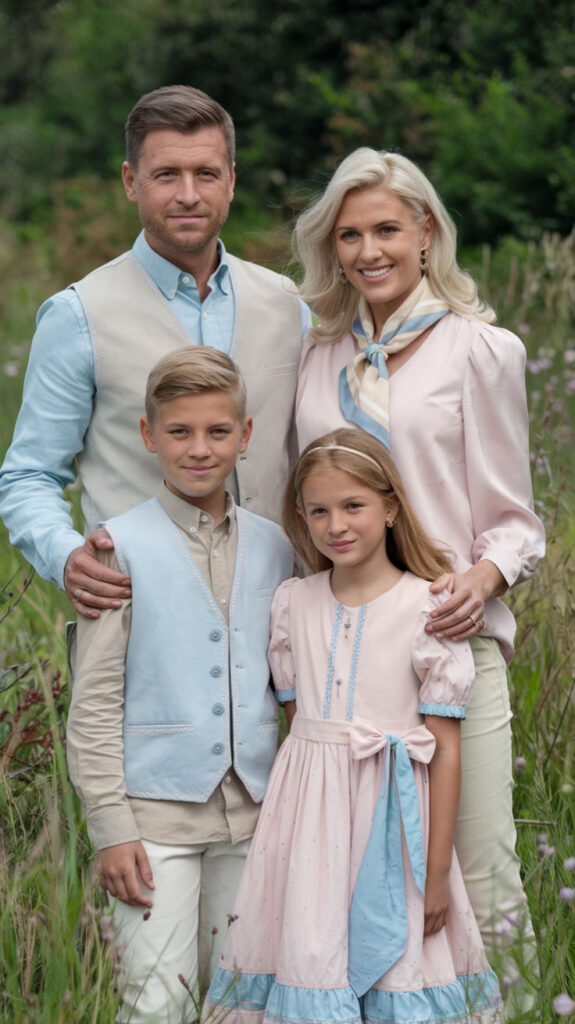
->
xmin=140 ymin=390 xmax=252 ymax=519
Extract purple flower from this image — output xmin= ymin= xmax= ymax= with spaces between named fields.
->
xmin=527 ymin=358 xmax=553 ymax=374
xmin=553 ymin=993 xmax=575 ymax=1015
xmin=514 ymin=755 xmax=527 ymax=774
xmin=495 ymin=912 xmax=518 ymax=937
xmin=2 ymin=361 xmax=19 ymax=377
xmin=564 ymin=857 xmax=575 ymax=871
xmin=564 ymin=349 xmax=575 ymax=364
xmin=559 ymin=887 xmax=575 ymax=901
xmin=565 ymin=379 xmax=575 ymax=395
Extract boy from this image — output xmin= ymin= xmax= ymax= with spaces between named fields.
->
xmin=66 ymin=347 xmax=293 ymax=1023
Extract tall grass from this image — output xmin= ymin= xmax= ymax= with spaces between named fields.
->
xmin=1 ymin=212 xmax=574 ymax=1021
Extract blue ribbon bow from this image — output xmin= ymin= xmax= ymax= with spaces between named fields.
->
xmin=348 ymin=734 xmax=426 ymax=997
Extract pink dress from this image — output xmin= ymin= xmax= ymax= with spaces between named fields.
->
xmin=204 ymin=571 xmax=504 ymax=1024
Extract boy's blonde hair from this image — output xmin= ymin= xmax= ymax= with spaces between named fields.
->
xmin=283 ymin=428 xmax=453 ymax=579
xmin=145 ymin=346 xmax=247 ymax=423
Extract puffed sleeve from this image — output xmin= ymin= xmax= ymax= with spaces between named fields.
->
xmin=463 ymin=324 xmax=545 ymax=587
xmin=412 ymin=590 xmax=476 ymax=718
xmin=268 ymin=577 xmax=299 ymax=703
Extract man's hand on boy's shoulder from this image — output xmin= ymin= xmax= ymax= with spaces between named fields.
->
xmin=65 ymin=529 xmax=132 ymax=617
xmin=98 ymin=840 xmax=155 ymax=907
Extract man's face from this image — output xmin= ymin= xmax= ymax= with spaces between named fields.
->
xmin=122 ymin=127 xmax=235 ymax=269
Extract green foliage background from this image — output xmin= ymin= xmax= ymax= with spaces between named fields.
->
xmin=0 ymin=0 xmax=574 ymax=243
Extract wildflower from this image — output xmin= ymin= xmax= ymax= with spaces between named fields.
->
xmin=564 ymin=857 xmax=575 ymax=871
xmin=503 ymin=972 xmax=521 ymax=987
xmin=143 ymin=910 xmax=151 ymax=921
xmin=2 ymin=361 xmax=19 ymax=377
xmin=514 ymin=755 xmax=527 ymax=774
xmin=495 ymin=912 xmax=518 ymax=937
xmin=553 ymin=993 xmax=575 ymax=1015
xmin=527 ymin=358 xmax=552 ymax=374
xmin=559 ymin=887 xmax=575 ymax=901
xmin=564 ymin=349 xmax=575 ymax=364
xmin=536 ymin=832 xmax=555 ymax=856
xmin=99 ymin=914 xmax=115 ymax=943
xmin=565 ymin=379 xmax=575 ymax=395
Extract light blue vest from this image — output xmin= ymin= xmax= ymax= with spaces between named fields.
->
xmin=104 ymin=498 xmax=293 ymax=803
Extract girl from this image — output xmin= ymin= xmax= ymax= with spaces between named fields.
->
xmin=204 ymin=428 xmax=504 ymax=1024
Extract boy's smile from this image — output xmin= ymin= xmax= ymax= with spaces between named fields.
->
xmin=140 ymin=391 xmax=252 ymax=520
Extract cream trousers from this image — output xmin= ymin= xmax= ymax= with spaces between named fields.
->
xmin=112 ymin=837 xmax=250 ymax=1024
xmin=457 ymin=637 xmax=537 ymax=1008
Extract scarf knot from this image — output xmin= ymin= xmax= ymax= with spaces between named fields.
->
xmin=339 ymin=278 xmax=449 ymax=449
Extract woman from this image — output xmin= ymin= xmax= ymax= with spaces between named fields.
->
xmin=293 ymin=148 xmax=544 ymax=1008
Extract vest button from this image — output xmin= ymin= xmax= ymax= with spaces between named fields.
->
xmin=212 ymin=742 xmax=224 ymax=755
xmin=212 ymin=703 xmax=225 ymax=715
xmin=210 ymin=665 xmax=222 ymax=677
xmin=209 ymin=629 xmax=222 ymax=642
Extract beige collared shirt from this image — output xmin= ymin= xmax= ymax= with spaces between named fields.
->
xmin=66 ymin=486 xmax=262 ymax=850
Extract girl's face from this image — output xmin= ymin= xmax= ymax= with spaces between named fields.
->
xmin=334 ymin=186 xmax=432 ymax=334
xmin=299 ymin=468 xmax=398 ymax=572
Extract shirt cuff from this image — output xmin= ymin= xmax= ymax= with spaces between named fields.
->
xmin=86 ymin=804 xmax=141 ymax=850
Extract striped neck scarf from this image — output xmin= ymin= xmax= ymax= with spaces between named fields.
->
xmin=338 ymin=277 xmax=449 ymax=449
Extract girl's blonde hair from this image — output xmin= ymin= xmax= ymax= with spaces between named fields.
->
xmin=284 ymin=428 xmax=453 ymax=579
xmin=294 ymin=148 xmax=496 ymax=344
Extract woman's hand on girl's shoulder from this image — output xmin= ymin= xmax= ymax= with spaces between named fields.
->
xmin=425 ymin=561 xmax=505 ymax=640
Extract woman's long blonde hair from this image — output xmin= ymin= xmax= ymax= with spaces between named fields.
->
xmin=294 ymin=148 xmax=496 ymax=345
xmin=283 ymin=428 xmax=453 ymax=578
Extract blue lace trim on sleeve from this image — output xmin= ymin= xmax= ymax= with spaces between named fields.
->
xmin=418 ymin=702 xmax=467 ymax=719
xmin=275 ymin=687 xmax=296 ymax=704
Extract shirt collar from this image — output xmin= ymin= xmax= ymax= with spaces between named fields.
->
xmin=133 ymin=231 xmax=231 ymax=299
xmin=156 ymin=483 xmax=236 ymax=535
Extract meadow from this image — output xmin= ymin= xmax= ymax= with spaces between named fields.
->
xmin=0 ymin=203 xmax=574 ymax=1022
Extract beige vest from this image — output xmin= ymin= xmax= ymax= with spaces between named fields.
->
xmin=73 ymin=250 xmax=302 ymax=530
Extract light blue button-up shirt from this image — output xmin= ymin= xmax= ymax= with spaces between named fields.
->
xmin=0 ymin=232 xmax=311 ymax=587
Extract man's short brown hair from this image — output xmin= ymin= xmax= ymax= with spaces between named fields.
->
xmin=125 ymin=85 xmax=235 ymax=169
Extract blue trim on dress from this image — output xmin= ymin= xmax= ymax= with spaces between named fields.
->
xmin=364 ymin=968 xmax=503 ymax=1022
xmin=205 ymin=967 xmax=503 ymax=1024
xmin=324 ymin=603 xmax=344 ymax=719
xmin=418 ymin=702 xmax=467 ymax=719
xmin=276 ymin=688 xmax=297 ymax=704
xmin=346 ymin=605 xmax=367 ymax=722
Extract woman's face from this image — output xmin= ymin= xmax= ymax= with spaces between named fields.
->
xmin=334 ymin=186 xmax=432 ymax=333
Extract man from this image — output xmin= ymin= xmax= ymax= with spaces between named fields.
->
xmin=0 ymin=86 xmax=310 ymax=617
